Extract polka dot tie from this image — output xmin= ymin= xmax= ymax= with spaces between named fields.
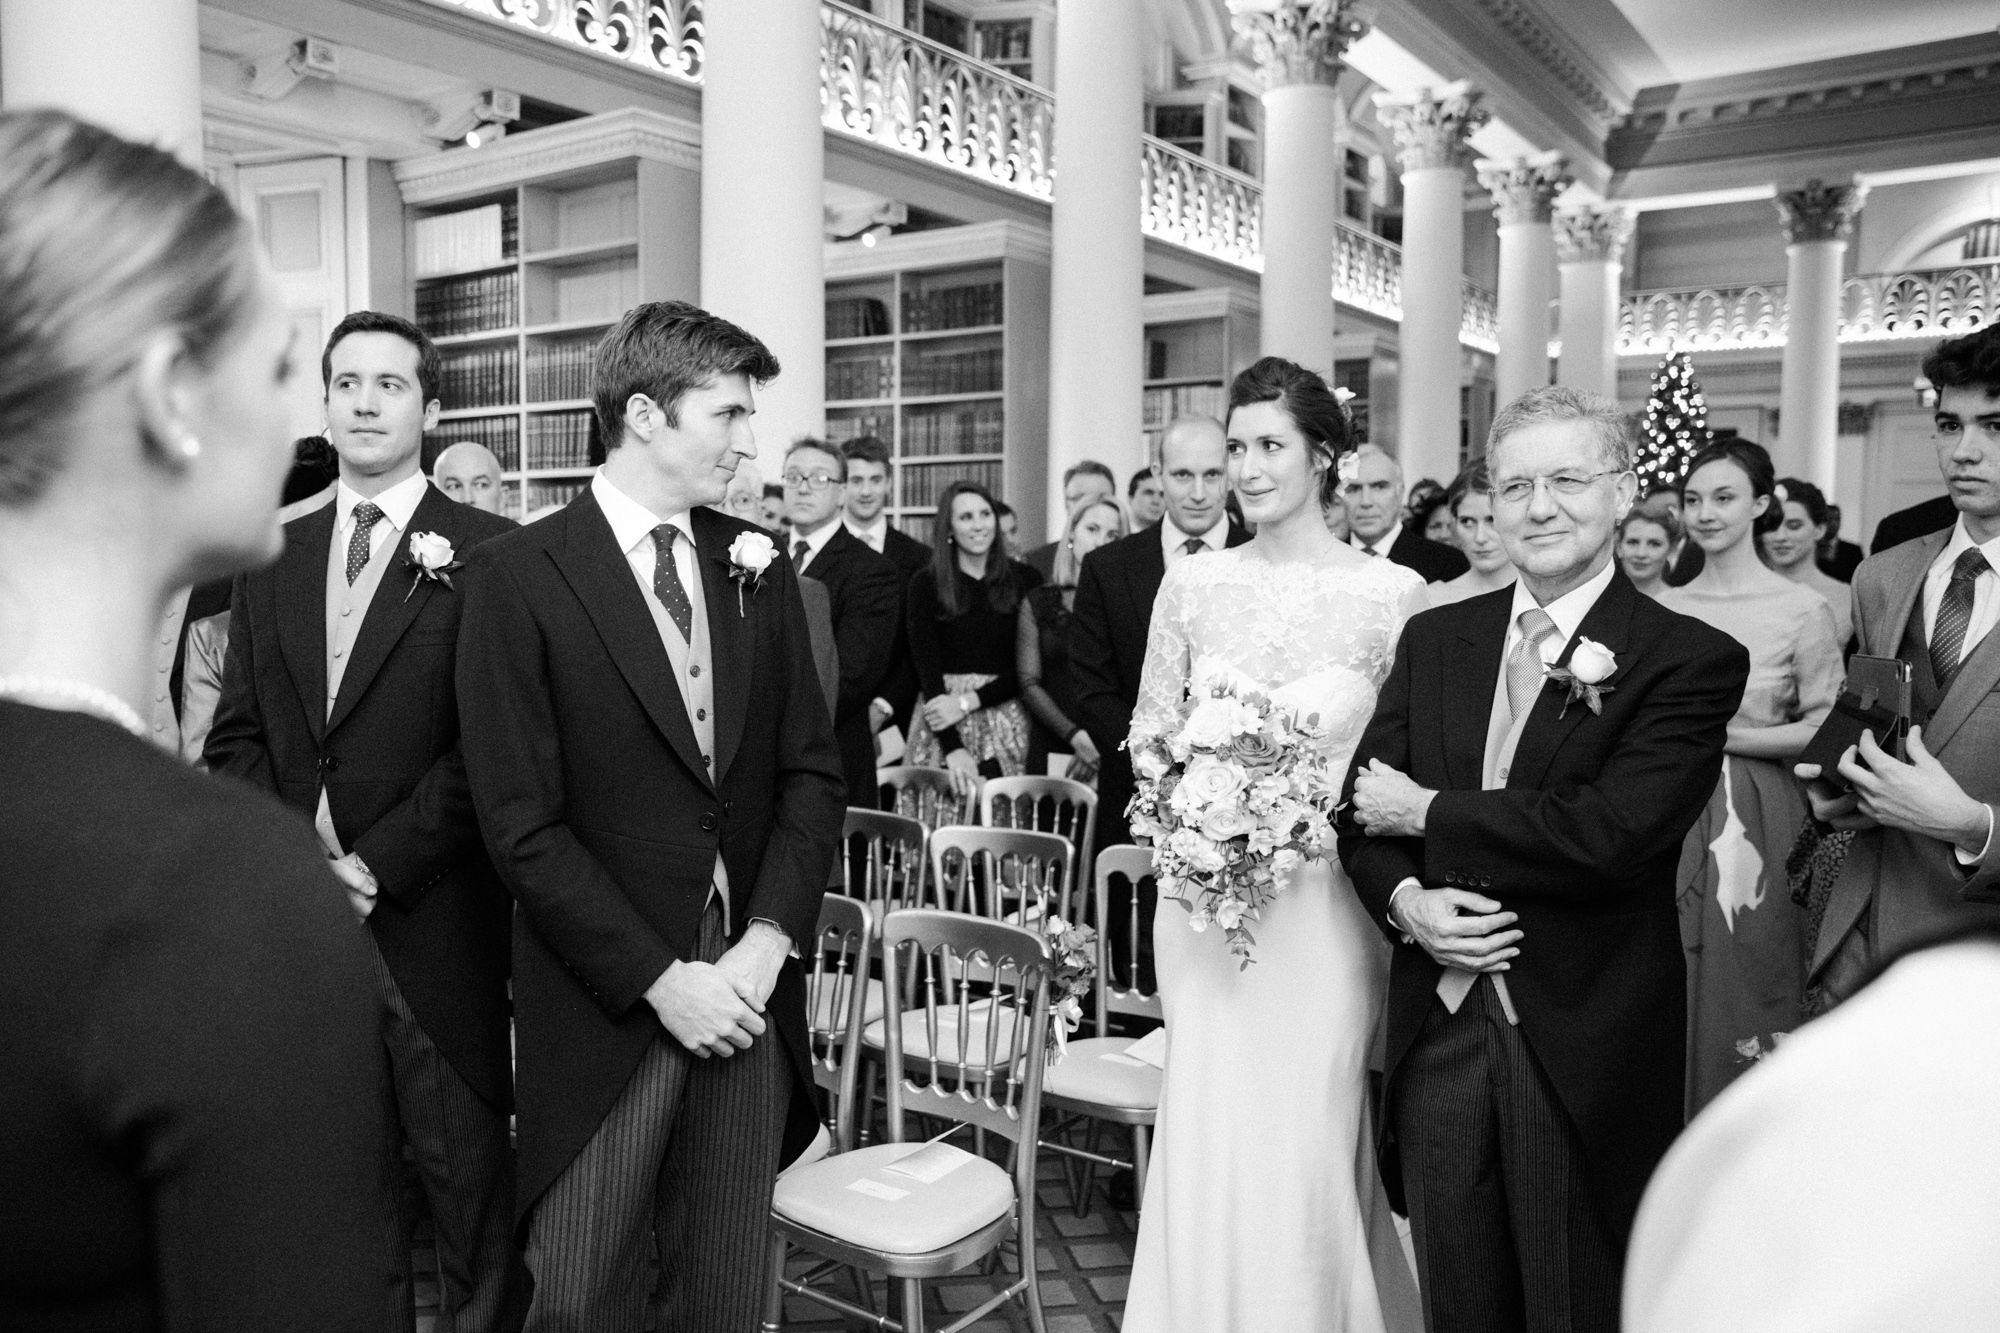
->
xmin=345 ymin=502 xmax=384 ymax=585
xmin=651 ymin=524 xmax=694 ymax=642
xmin=1931 ymin=547 xmax=1990 ymax=691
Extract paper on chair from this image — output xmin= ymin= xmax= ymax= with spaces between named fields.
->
xmin=1045 ymin=753 xmax=1072 ymax=779
xmin=1121 ymin=1027 xmax=1168 ymax=1069
xmin=848 ymin=1177 xmax=909 ymax=1201
xmin=883 ymin=1142 xmax=976 ymax=1185
xmin=876 ymin=725 xmax=906 ymax=766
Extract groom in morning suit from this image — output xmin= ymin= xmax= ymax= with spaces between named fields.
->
xmin=457 ymin=301 xmax=844 ymax=1330
xmin=1341 ymin=387 xmax=1748 ymax=1333
xmin=206 ymin=312 xmax=521 ymax=1333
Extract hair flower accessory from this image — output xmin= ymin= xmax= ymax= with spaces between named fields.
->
xmin=1336 ymin=450 xmax=1360 ymax=487
xmin=1543 ymin=636 xmax=1618 ymax=716
xmin=1773 ymin=481 xmax=1790 ymax=503
xmin=726 ymin=530 xmax=776 ymax=615
xmin=402 ymin=531 xmax=461 ymax=602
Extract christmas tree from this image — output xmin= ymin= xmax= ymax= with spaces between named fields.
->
xmin=1636 ymin=352 xmax=1710 ymax=489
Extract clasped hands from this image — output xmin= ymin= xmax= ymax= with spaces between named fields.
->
xmin=1356 ymin=760 xmax=1521 ymax=973
xmin=1795 ymin=725 xmax=1993 ymax=856
xmin=644 ymin=919 xmax=791 ymax=1059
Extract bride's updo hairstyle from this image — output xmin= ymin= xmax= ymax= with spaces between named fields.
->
xmin=0 ymin=109 xmax=262 ymax=508
xmin=1226 ymin=356 xmax=1354 ymax=509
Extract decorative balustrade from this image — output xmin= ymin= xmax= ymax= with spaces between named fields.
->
xmin=1619 ymin=265 xmax=2000 ymax=355
xmin=426 ymin=0 xmax=705 ymax=82
xmin=1333 ymin=221 xmax=1400 ymax=321
xmin=1142 ymin=138 xmax=1261 ymax=269
xmin=1459 ymin=281 xmax=1499 ymax=354
xmin=1840 ymin=265 xmax=2000 ymax=343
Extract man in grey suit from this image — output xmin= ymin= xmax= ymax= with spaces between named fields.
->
xmin=1802 ymin=323 xmax=2000 ymax=1005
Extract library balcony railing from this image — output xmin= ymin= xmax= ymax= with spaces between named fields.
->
xmin=431 ymin=0 xmax=707 ymax=82
xmin=1141 ymin=138 xmax=1261 ymax=268
xmin=1618 ymin=264 xmax=2000 ymax=355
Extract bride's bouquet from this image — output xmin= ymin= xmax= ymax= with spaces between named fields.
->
xmin=1126 ymin=658 xmax=1344 ymax=967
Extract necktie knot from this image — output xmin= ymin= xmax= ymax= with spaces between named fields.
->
xmin=354 ymin=501 xmax=384 ymax=530
xmin=793 ymin=538 xmax=811 ymax=567
xmin=1505 ymin=608 xmax=1560 ymax=722
xmin=1183 ymin=537 xmax=1207 ymax=557
xmin=1953 ymin=548 xmax=1989 ymax=583
xmin=344 ymin=502 xmax=386 ymax=586
xmin=1518 ymin=607 xmax=1558 ymax=646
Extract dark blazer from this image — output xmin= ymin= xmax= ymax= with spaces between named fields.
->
xmin=1023 ymin=539 xmax=1058 ymax=583
xmin=877 ymin=524 xmax=933 ymax=581
xmin=869 ymin=525 xmax=932 ymax=738
xmin=1871 ymin=494 xmax=1958 ymax=555
xmin=456 ymin=494 xmax=844 ymax=1218
xmin=206 ymin=485 xmax=517 ymax=1111
xmin=797 ymin=524 xmax=902 ymax=806
xmin=1818 ymin=538 xmax=1863 ymax=583
xmin=1070 ymin=524 xmax=1250 ymax=845
xmin=1664 ymin=539 xmax=1705 ymax=587
xmin=1339 ymin=571 xmax=1748 ymax=1241
xmin=1379 ymin=523 xmax=1469 ymax=582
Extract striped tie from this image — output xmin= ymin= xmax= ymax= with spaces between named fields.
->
xmin=1931 ymin=547 xmax=1990 ymax=691
xmin=1506 ymin=608 xmax=1560 ymax=722
xmin=345 ymin=502 xmax=384 ymax=585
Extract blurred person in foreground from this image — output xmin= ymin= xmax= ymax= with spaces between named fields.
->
xmin=0 ymin=109 xmax=397 ymax=1330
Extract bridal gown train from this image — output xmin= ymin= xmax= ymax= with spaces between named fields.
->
xmin=1123 ymin=546 xmax=1425 ymax=1333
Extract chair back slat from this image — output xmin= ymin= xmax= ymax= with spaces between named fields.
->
xmin=1092 ymin=844 xmax=1161 ymax=1032
xmin=804 ymin=892 xmax=875 ymax=1152
xmin=980 ymin=775 xmax=1098 ymax=887
xmin=839 ymin=807 xmax=929 ymax=913
xmin=876 ymin=765 xmax=976 ymax=830
xmin=928 ymin=825 xmax=1077 ymax=927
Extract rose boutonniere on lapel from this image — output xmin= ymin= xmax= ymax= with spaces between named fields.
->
xmin=402 ymin=531 xmax=462 ymax=603
xmin=1545 ymin=636 xmax=1618 ymax=717
xmin=725 ymin=530 xmax=776 ymax=616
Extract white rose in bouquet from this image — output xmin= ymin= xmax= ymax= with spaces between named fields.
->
xmin=1200 ymin=802 xmax=1256 ymax=841
xmin=1178 ymin=755 xmax=1248 ymax=808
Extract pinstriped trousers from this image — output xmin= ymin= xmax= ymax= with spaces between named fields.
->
xmin=1394 ymin=977 xmax=1621 ymax=1333
xmin=521 ymin=903 xmax=790 ymax=1333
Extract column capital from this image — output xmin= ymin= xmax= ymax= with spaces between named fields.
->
xmin=1775 ymin=177 xmax=1868 ymax=244
xmin=1476 ymin=151 xmax=1573 ymax=226
xmin=1372 ymin=80 xmax=1489 ymax=174
xmin=1228 ymin=0 xmax=1370 ymax=91
xmin=1552 ymin=204 xmax=1633 ymax=264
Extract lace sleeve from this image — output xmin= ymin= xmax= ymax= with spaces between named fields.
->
xmin=1130 ymin=564 xmax=1192 ymax=746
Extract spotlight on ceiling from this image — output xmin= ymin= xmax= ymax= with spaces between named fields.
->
xmin=421 ymin=89 xmax=521 ymax=147
xmin=240 ymin=36 xmax=339 ymax=102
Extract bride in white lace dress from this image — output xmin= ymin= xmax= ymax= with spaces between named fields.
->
xmin=1124 ymin=359 xmax=1426 ymax=1332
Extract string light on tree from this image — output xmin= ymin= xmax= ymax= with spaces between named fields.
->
xmin=1637 ymin=351 xmax=1711 ymax=488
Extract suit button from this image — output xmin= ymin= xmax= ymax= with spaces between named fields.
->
xmin=1479 ymin=875 xmax=1492 ymax=889
xmin=700 ymin=811 xmax=720 ymax=833
xmin=690 ymin=664 xmax=701 ymax=678
xmin=696 ymin=708 xmax=706 ymax=721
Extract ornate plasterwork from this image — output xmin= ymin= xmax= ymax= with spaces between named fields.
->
xmin=1227 ymin=0 xmax=1371 ymax=91
xmin=1552 ymin=204 xmax=1633 ymax=264
xmin=1476 ymin=151 xmax=1573 ymax=226
xmin=1465 ymin=0 xmax=1621 ymax=124
xmin=1373 ymin=80 xmax=1489 ymax=174
xmin=1775 ymin=178 xmax=1868 ymax=245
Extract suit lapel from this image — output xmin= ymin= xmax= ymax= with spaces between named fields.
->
xmin=694 ymin=508 xmax=754 ymax=784
xmin=1445 ymin=590 xmax=1511 ymax=790
xmin=1873 ymin=532 xmax=1945 ymax=657
xmin=1507 ymin=571 xmax=1640 ymax=793
xmin=552 ymin=493 xmax=715 ymax=792
xmin=275 ymin=503 xmax=334 ymax=746
xmin=326 ymin=485 xmax=451 ymax=736
xmin=1930 ymin=606 xmax=2000 ymax=753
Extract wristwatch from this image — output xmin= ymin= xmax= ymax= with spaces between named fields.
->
xmin=959 ymin=691 xmax=978 ymax=715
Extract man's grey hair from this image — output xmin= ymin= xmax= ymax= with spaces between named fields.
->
xmin=1486 ymin=386 xmax=1633 ymax=472
xmin=1347 ymin=443 xmax=1403 ymax=491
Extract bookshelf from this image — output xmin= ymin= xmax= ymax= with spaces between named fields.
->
xmin=824 ymin=221 xmax=1051 ymax=542
xmin=1140 ymin=287 xmax=1260 ymax=465
xmin=392 ymin=109 xmax=701 ymax=520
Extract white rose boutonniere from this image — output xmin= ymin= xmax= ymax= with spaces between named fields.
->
xmin=726 ymin=530 xmax=776 ymax=616
xmin=402 ymin=531 xmax=462 ymax=603
xmin=1544 ymin=636 xmax=1618 ymax=716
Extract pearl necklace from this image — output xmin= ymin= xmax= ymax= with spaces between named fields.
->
xmin=0 ymin=675 xmax=150 ymax=740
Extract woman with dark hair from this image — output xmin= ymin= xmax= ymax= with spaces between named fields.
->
xmin=1426 ymin=459 xmax=1515 ymax=605
xmin=1410 ymin=483 xmax=1455 ymax=546
xmin=1763 ymin=475 xmax=1854 ymax=644
xmin=904 ymin=480 xmax=1034 ymax=796
xmin=1124 ymin=355 xmax=1424 ymax=1330
xmin=0 ymin=111 xmax=397 ymax=1327
xmin=1018 ymin=496 xmax=1126 ymax=783
xmin=1664 ymin=438 xmax=1844 ymax=1113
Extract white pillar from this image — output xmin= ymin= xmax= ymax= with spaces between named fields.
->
xmin=1477 ymin=153 xmax=1570 ymax=408
xmin=700 ymin=0 xmax=825 ymax=453
xmin=1 ymin=0 xmax=202 ymax=166
xmin=1553 ymin=205 xmax=1633 ymax=401
xmin=1776 ymin=178 xmax=1866 ymax=490
xmin=1375 ymin=82 xmax=1488 ymax=487
xmin=1047 ymin=0 xmax=1144 ymax=536
xmin=1232 ymin=1 xmax=1369 ymax=378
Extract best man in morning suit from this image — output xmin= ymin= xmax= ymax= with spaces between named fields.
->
xmin=1343 ymin=388 xmax=1747 ymax=1333
xmin=206 ymin=313 xmax=521 ymax=1333
xmin=458 ymin=302 xmax=843 ymax=1330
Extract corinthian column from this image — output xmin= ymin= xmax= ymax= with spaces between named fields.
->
xmin=1 ymin=0 xmax=202 ymax=166
xmin=1477 ymin=152 xmax=1571 ymax=408
xmin=1552 ymin=205 xmax=1633 ymax=401
xmin=1231 ymin=0 xmax=1369 ymax=378
xmin=1375 ymin=81 xmax=1488 ymax=486
xmin=1776 ymin=177 xmax=1866 ymax=488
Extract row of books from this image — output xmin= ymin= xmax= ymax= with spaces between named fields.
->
xmin=825 ymin=411 xmax=891 ymax=445
xmin=903 ymin=346 xmax=1002 ymax=397
xmin=439 ymin=346 xmax=520 ymax=411
xmin=429 ymin=416 xmax=520 ymax=471
xmin=1141 ymin=381 xmax=1227 ymax=429
xmin=826 ymin=351 xmax=894 ymax=403
xmin=902 ymin=401 xmax=1004 ymax=456
xmin=900 ymin=459 xmax=1003 ymax=507
xmin=525 ymin=338 xmax=598 ymax=402
xmin=411 ymin=200 xmax=519 ymax=278
xmin=525 ymin=410 xmax=597 ymax=470
xmin=826 ymin=295 xmax=892 ymax=340
xmin=902 ymin=280 xmax=1003 ymax=333
xmin=522 ymin=479 xmax=589 ymax=518
xmin=417 ymin=272 xmax=520 ymax=338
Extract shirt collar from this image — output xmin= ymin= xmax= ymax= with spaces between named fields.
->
xmin=592 ymin=469 xmax=693 ymax=558
xmin=336 ymin=470 xmax=430 ymax=536
xmin=1161 ymin=515 xmax=1225 ymax=557
xmin=793 ymin=514 xmax=842 ymax=564
xmin=846 ymin=513 xmax=888 ymax=549
xmin=1509 ymin=557 xmax=1618 ymax=646
xmin=1350 ymin=525 xmax=1401 ymax=558
xmin=1934 ymin=516 xmax=2000 ymax=576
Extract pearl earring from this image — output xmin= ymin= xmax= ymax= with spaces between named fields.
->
xmin=177 ymin=435 xmax=202 ymax=460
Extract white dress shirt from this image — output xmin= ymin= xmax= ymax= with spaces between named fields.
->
xmin=1350 ymin=525 xmax=1403 ymax=561
xmin=846 ymin=514 xmax=889 ymax=554
xmin=1161 ymin=515 xmax=1227 ymax=567
xmin=333 ymin=471 xmax=431 ymax=572
xmin=1921 ymin=516 xmax=2000 ymax=667
xmin=790 ymin=515 xmax=842 ymax=572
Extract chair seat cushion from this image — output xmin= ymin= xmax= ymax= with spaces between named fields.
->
xmin=1042 ymin=1037 xmax=1162 ymax=1111
xmin=773 ymin=1141 xmax=1015 ymax=1255
xmin=861 ymin=998 xmax=1026 ymax=1066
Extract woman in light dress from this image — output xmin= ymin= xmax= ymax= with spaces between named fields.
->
xmin=1125 ymin=356 xmax=1425 ymax=1332
xmin=1761 ymin=476 xmax=1854 ymax=647
xmin=1426 ymin=459 xmax=1515 ymax=607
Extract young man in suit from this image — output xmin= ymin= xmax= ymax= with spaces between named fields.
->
xmin=1342 ymin=386 xmax=1748 ymax=1332
xmin=841 ymin=434 xmax=929 ymax=780
xmin=1344 ymin=444 xmax=1470 ymax=582
xmin=1071 ymin=416 xmax=1249 ymax=986
xmin=782 ymin=436 xmax=903 ymax=805
xmin=205 ymin=311 xmax=521 ymax=1333
xmin=457 ymin=301 xmax=844 ymax=1331
xmin=1800 ymin=323 xmax=2000 ymax=1006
